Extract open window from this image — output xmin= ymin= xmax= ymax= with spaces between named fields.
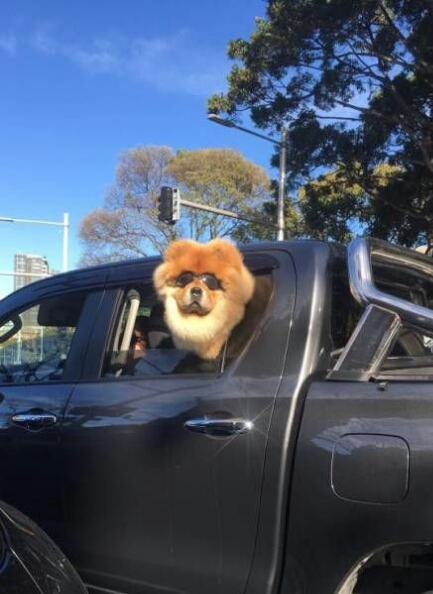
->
xmin=103 ymin=285 xmax=191 ymax=378
xmin=103 ymin=253 xmax=276 ymax=379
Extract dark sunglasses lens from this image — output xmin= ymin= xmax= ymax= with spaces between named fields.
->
xmin=201 ymin=274 xmax=220 ymax=290
xmin=176 ymin=273 xmax=194 ymax=287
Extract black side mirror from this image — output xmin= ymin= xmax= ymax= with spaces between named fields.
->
xmin=0 ymin=314 xmax=22 ymax=344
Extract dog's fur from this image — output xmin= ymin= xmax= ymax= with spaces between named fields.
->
xmin=153 ymin=238 xmax=255 ymax=360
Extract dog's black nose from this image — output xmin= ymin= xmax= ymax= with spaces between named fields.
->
xmin=190 ymin=286 xmax=202 ymax=299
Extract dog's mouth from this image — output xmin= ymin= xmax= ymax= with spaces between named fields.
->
xmin=182 ymin=301 xmax=209 ymax=315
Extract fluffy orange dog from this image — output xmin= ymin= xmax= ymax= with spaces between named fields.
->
xmin=153 ymin=238 xmax=255 ymax=360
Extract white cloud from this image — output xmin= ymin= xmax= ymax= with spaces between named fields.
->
xmin=127 ymin=31 xmax=226 ymax=95
xmin=66 ymin=39 xmax=121 ymax=73
xmin=0 ymin=34 xmax=17 ymax=55
xmin=0 ymin=25 xmax=227 ymax=96
xmin=29 ymin=26 xmax=57 ymax=54
xmin=131 ymin=37 xmax=172 ymax=62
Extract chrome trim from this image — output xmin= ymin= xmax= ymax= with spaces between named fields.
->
xmin=11 ymin=412 xmax=57 ymax=428
xmin=348 ymin=237 xmax=433 ymax=332
xmin=184 ymin=417 xmax=254 ymax=437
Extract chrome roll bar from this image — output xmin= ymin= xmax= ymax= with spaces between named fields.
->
xmin=348 ymin=238 xmax=433 ymax=333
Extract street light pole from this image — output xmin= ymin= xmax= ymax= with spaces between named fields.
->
xmin=62 ymin=212 xmax=69 ymax=272
xmin=207 ymin=113 xmax=288 ymax=240
xmin=277 ymin=127 xmax=287 ymax=241
xmin=0 ymin=212 xmax=70 ymax=271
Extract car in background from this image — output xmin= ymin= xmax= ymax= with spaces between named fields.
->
xmin=0 ymin=500 xmax=87 ymax=593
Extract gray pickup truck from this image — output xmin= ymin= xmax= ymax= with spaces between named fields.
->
xmin=0 ymin=237 xmax=433 ymax=594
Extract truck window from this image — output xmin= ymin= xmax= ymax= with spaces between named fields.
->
xmin=103 ymin=269 xmax=274 ymax=379
xmin=104 ymin=287 xmax=194 ymax=377
xmin=0 ymin=291 xmax=87 ymax=384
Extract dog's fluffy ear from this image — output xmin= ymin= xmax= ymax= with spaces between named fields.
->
xmin=206 ymin=238 xmax=242 ymax=263
xmin=163 ymin=239 xmax=198 ymax=263
xmin=207 ymin=238 xmax=255 ymax=304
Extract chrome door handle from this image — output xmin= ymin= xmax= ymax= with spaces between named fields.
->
xmin=11 ymin=412 xmax=57 ymax=430
xmin=184 ymin=417 xmax=254 ymax=437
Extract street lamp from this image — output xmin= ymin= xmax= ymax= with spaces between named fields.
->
xmin=207 ymin=113 xmax=287 ymax=241
xmin=0 ymin=212 xmax=69 ymax=272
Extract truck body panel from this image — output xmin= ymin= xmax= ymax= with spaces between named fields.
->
xmin=0 ymin=238 xmax=433 ymax=593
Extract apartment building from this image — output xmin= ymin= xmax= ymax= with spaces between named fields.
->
xmin=13 ymin=253 xmax=50 ymax=291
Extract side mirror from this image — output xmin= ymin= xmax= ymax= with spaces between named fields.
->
xmin=0 ymin=315 xmax=22 ymax=344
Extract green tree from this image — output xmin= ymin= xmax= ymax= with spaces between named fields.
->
xmin=299 ymin=163 xmax=402 ymax=242
xmin=208 ymin=0 xmax=433 ymax=245
xmin=78 ymin=146 xmax=272 ymax=265
xmin=167 ymin=148 xmax=271 ymax=241
xmin=232 ymin=179 xmax=302 ymax=242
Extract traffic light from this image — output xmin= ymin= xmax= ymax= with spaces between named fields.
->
xmin=158 ymin=187 xmax=181 ymax=224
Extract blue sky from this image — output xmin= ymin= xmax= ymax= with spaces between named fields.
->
xmin=0 ymin=0 xmax=272 ymax=297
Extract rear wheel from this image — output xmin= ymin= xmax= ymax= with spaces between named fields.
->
xmin=352 ymin=544 xmax=433 ymax=594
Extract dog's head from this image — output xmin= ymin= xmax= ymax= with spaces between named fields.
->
xmin=153 ymin=238 xmax=255 ymax=359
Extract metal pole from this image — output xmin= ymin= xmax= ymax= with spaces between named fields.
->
xmin=277 ymin=127 xmax=287 ymax=241
xmin=0 ymin=213 xmax=70 ymax=271
xmin=207 ymin=114 xmax=288 ymax=241
xmin=179 ymin=198 xmax=278 ymax=230
xmin=207 ymin=114 xmax=281 ymax=145
xmin=0 ymin=216 xmax=66 ymax=226
xmin=62 ymin=212 xmax=69 ymax=272
xmin=0 ymin=271 xmax=51 ymax=277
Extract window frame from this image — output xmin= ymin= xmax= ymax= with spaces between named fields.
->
xmin=0 ymin=289 xmax=104 ymax=385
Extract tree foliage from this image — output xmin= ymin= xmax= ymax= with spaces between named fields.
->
xmin=299 ymin=162 xmax=402 ymax=242
xmin=232 ymin=180 xmax=302 ymax=242
xmin=78 ymin=146 xmax=272 ymax=265
xmin=79 ymin=146 xmax=177 ymax=266
xmin=208 ymin=0 xmax=433 ymax=246
xmin=167 ymin=148 xmax=271 ymax=240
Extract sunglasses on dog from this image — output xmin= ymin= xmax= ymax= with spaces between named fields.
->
xmin=175 ymin=272 xmax=222 ymax=290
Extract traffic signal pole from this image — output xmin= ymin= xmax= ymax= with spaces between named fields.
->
xmin=178 ymin=197 xmax=278 ymax=230
xmin=157 ymin=186 xmax=278 ymax=230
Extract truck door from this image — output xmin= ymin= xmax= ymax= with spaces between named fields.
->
xmin=0 ymin=288 xmax=102 ymax=542
xmin=60 ymin=250 xmax=295 ymax=594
